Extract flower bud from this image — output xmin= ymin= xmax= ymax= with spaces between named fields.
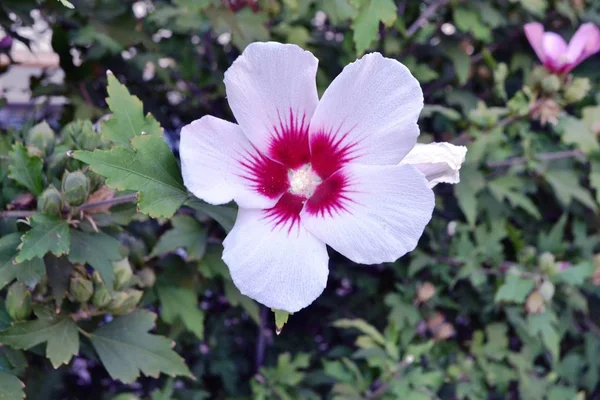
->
xmin=136 ymin=268 xmax=156 ymax=288
xmin=539 ymin=280 xmax=555 ymax=301
xmin=519 ymin=246 xmax=537 ymax=265
xmin=92 ymin=284 xmax=112 ymax=308
xmin=538 ymin=252 xmax=557 ymax=275
xmin=61 ymin=171 xmax=90 ymax=206
xmin=27 ymin=121 xmax=55 ymax=154
xmin=416 ymin=282 xmax=436 ymax=303
xmin=541 ymin=75 xmax=562 ymax=94
xmin=530 ymin=65 xmax=549 ymax=88
xmin=525 ymin=290 xmax=545 ymax=314
xmin=107 ymin=289 xmax=143 ymax=315
xmin=6 ymin=282 xmax=32 ymax=321
xmin=532 ymin=98 xmax=561 ymax=126
xmin=563 ymin=77 xmax=591 ymax=104
xmin=37 ymin=186 xmax=63 ymax=216
xmin=70 ymin=276 xmax=94 ymax=303
xmin=61 ymin=120 xmax=102 ymax=151
xmin=113 ymin=258 xmax=133 ymax=290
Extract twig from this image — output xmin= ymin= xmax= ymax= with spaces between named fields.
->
xmin=486 ymin=150 xmax=586 ymax=168
xmin=406 ymin=0 xmax=452 ymax=38
xmin=0 ymin=210 xmax=36 ymax=218
xmin=0 ymin=193 xmax=138 ymax=218
xmin=77 ymin=193 xmax=138 ymax=211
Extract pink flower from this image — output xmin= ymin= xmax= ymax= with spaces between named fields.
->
xmin=180 ymin=42 xmax=466 ymax=312
xmin=524 ymin=22 xmax=600 ymax=74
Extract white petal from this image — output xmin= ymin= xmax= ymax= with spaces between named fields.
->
xmin=223 ymin=198 xmax=329 ymax=313
xmin=180 ymin=116 xmax=289 ymax=209
xmin=300 ymin=164 xmax=434 ymax=264
xmin=224 ymin=42 xmax=319 ymax=167
xmin=400 ymin=142 xmax=467 ymax=187
xmin=308 ymin=53 xmax=423 ymax=179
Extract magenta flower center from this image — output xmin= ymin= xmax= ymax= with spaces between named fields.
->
xmin=239 ymin=110 xmax=356 ymax=230
xmin=288 ymin=164 xmax=322 ymax=197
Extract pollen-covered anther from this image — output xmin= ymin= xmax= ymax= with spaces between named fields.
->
xmin=288 ymin=164 xmax=321 ymax=198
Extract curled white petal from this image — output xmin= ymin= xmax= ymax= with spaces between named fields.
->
xmin=400 ymin=142 xmax=467 ymax=188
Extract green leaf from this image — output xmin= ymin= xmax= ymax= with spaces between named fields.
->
xmin=350 ymin=0 xmax=397 ymax=55
xmin=74 ymin=135 xmax=187 ymax=218
xmin=16 ymin=214 xmax=70 ymax=263
xmin=453 ymin=7 xmax=491 ymax=42
xmin=556 ymin=116 xmax=599 ymax=155
xmin=15 ymin=258 xmax=45 ymax=288
xmin=319 ymin=0 xmax=357 ymax=25
xmin=488 ymin=176 xmax=541 ymax=219
xmin=223 ymin=280 xmax=261 ymax=325
xmin=0 ymin=372 xmax=25 ymax=400
xmin=151 ymin=215 xmax=206 ymax=260
xmin=527 ymin=312 xmax=559 ymax=361
xmin=102 ymin=73 xmax=162 ymax=147
xmin=553 ymin=262 xmax=594 ymax=286
xmin=68 ymin=230 xmax=121 ymax=291
xmin=0 ymin=234 xmax=21 ymax=291
xmin=0 ymin=309 xmax=79 ymax=368
xmin=445 ymin=42 xmax=471 ymax=85
xmin=494 ymin=273 xmax=535 ymax=304
xmin=57 ymin=0 xmax=75 ymax=9
xmin=156 ymin=285 xmax=204 ymax=340
xmin=332 ymin=319 xmax=386 ymax=346
xmin=545 ymin=169 xmax=598 ymax=212
xmin=186 ymin=199 xmax=236 ymax=233
xmin=454 ymin=165 xmax=485 ymax=227
xmin=8 ymin=143 xmax=43 ymax=195
xmin=273 ymin=309 xmax=291 ymax=333
xmin=204 ymin=8 xmax=269 ymax=50
xmin=44 ymin=255 xmax=73 ymax=305
xmin=89 ymin=310 xmax=193 ymax=383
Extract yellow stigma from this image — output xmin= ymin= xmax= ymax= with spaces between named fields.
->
xmin=288 ymin=164 xmax=321 ymax=197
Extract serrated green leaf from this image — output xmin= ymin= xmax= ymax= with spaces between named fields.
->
xmin=8 ymin=143 xmax=43 ymax=195
xmin=186 ymin=199 xmax=236 ymax=233
xmin=151 ymin=215 xmax=206 ymax=260
xmin=351 ymin=0 xmax=397 ymax=55
xmin=556 ymin=116 xmax=599 ymax=155
xmin=223 ymin=280 xmax=261 ymax=325
xmin=494 ymin=273 xmax=535 ymax=304
xmin=0 ymin=234 xmax=21 ymax=291
xmin=89 ymin=310 xmax=192 ymax=383
xmin=68 ymin=230 xmax=121 ymax=291
xmin=156 ymin=284 xmax=204 ymax=339
xmin=527 ymin=312 xmax=559 ymax=361
xmin=332 ymin=318 xmax=386 ymax=346
xmin=0 ymin=309 xmax=79 ymax=368
xmin=0 ymin=372 xmax=25 ymax=400
xmin=15 ymin=258 xmax=45 ymax=288
xmin=102 ymin=73 xmax=162 ymax=146
xmin=319 ymin=0 xmax=357 ymax=25
xmin=545 ymin=169 xmax=598 ymax=212
xmin=454 ymin=165 xmax=485 ymax=226
xmin=553 ymin=262 xmax=594 ymax=286
xmin=204 ymin=8 xmax=269 ymax=50
xmin=0 ymin=347 xmax=27 ymax=375
xmin=488 ymin=176 xmax=541 ymax=219
xmin=44 ymin=255 xmax=73 ymax=304
xmin=74 ymin=135 xmax=187 ymax=218
xmin=445 ymin=42 xmax=471 ymax=85
xmin=16 ymin=214 xmax=70 ymax=262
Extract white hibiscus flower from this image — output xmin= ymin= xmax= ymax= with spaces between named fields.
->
xmin=180 ymin=42 xmax=466 ymax=313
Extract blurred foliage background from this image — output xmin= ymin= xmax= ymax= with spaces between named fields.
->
xmin=1 ymin=0 xmax=600 ymax=399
